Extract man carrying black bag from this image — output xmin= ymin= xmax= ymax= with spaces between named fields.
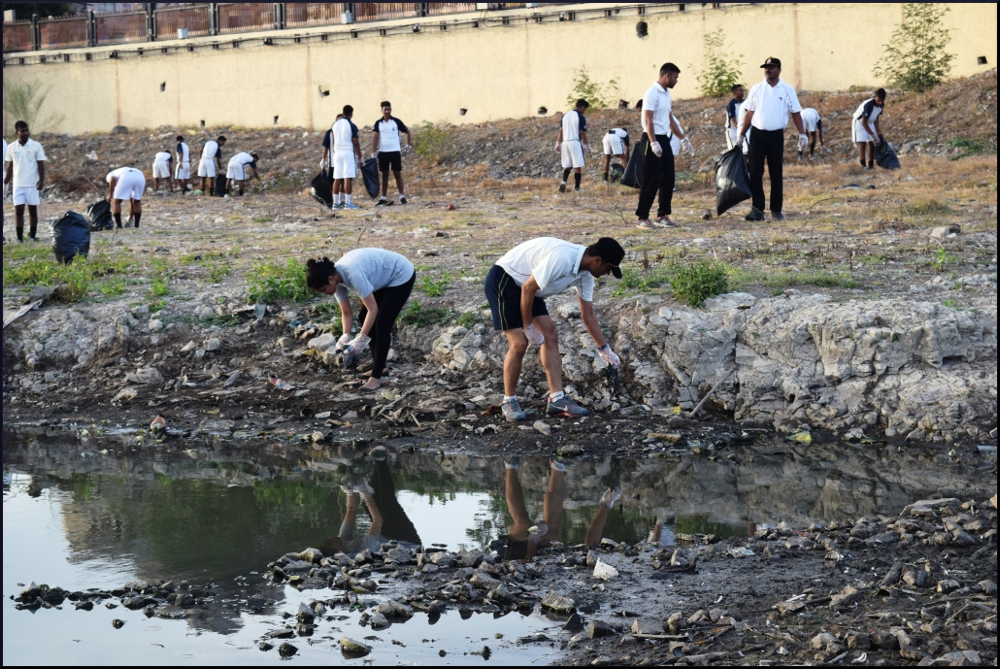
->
xmin=635 ymin=63 xmax=694 ymax=230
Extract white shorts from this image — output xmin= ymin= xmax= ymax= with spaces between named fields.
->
xmin=152 ymin=161 xmax=171 ymax=179
xmin=112 ymin=169 xmax=146 ymax=201
xmin=602 ymin=135 xmax=625 ymax=156
xmin=227 ymin=159 xmax=247 ymax=181
xmin=333 ymin=151 xmax=356 ymax=180
xmin=12 ymin=187 xmax=40 ymax=207
xmin=197 ymin=158 xmax=217 ymax=178
xmin=853 ymin=120 xmax=877 ymax=144
xmin=175 ymin=163 xmax=191 ymax=180
xmin=561 ymin=140 xmax=585 ymax=169
xmin=725 ymin=127 xmax=739 ymax=151
xmin=803 ymin=117 xmax=820 ymax=134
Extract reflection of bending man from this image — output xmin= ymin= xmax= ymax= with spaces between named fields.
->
xmin=502 ymin=457 xmax=622 ymax=560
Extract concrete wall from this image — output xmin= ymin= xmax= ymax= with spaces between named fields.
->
xmin=4 ymin=2 xmax=996 ymax=135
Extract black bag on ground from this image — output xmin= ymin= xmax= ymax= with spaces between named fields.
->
xmin=86 ymin=200 xmax=114 ymax=232
xmin=360 ymin=158 xmax=380 ymax=200
xmin=609 ymin=162 xmax=625 ymax=184
xmin=621 ymin=136 xmax=646 ymax=189
xmin=214 ymin=176 xmax=228 ymax=197
xmin=310 ymin=171 xmax=334 ymax=208
xmin=713 ymin=146 xmax=753 ymax=215
xmin=875 ymin=135 xmax=901 ymax=170
xmin=52 ymin=212 xmax=91 ymax=265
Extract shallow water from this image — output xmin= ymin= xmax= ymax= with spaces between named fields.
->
xmin=2 ymin=427 xmax=994 ymax=665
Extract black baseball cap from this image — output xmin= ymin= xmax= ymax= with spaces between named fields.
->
xmin=590 ymin=237 xmax=625 ymax=279
xmin=760 ymin=57 xmax=782 ymax=69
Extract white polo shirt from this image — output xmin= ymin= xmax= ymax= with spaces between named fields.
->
xmin=561 ymin=110 xmax=587 ymax=142
xmin=800 ymin=108 xmax=821 ymax=132
xmin=176 ymin=141 xmax=190 ymax=165
xmin=373 ymin=116 xmax=409 ymax=153
xmin=496 ymin=238 xmax=595 ymax=302
xmin=6 ymin=138 xmax=46 ymax=188
xmin=854 ymin=98 xmax=884 ymax=124
xmin=744 ymin=78 xmax=802 ymax=132
xmin=154 ymin=151 xmax=172 ymax=165
xmin=333 ymin=118 xmax=358 ymax=154
xmin=641 ymin=82 xmax=673 ymax=137
xmin=201 ymin=140 xmax=220 ymax=161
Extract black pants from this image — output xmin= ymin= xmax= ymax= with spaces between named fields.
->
xmin=358 ymin=272 xmax=415 ymax=380
xmin=369 ymin=459 xmax=421 ymax=546
xmin=635 ymin=133 xmax=675 ymax=220
xmin=748 ymin=129 xmax=784 ymax=213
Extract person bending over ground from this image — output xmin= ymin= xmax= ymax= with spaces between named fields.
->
xmin=502 ymin=456 xmax=622 ymax=561
xmin=373 ymin=101 xmax=412 ymax=206
xmin=175 ymin=136 xmax=192 ymax=193
xmin=800 ymin=108 xmax=824 ymax=156
xmin=853 ymin=89 xmax=886 ymax=170
xmin=306 ymin=249 xmax=416 ymax=391
xmin=106 ymin=167 xmax=146 ymax=229
xmin=198 ymin=136 xmax=226 ymax=195
xmin=226 ymin=152 xmax=261 ymax=196
xmin=602 ymin=127 xmax=630 ymax=183
xmin=484 ymin=237 xmax=625 ymax=422
xmin=556 ymin=99 xmax=590 ymax=193
xmin=332 ymin=106 xmax=364 ymax=210
xmin=4 ymin=121 xmax=46 ymax=243
xmin=152 ymin=150 xmax=174 ymax=193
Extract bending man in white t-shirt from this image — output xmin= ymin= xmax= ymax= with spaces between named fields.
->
xmin=198 ymin=136 xmax=227 ymax=195
xmin=484 ymin=237 xmax=625 ymax=423
xmin=152 ymin=150 xmax=174 ymax=193
xmin=3 ymin=121 xmax=46 ymax=243
xmin=106 ymin=167 xmax=146 ymax=230
xmin=226 ymin=152 xmax=261 ymax=196
xmin=602 ymin=128 xmax=630 ymax=183
xmin=175 ymin=136 xmax=192 ymax=193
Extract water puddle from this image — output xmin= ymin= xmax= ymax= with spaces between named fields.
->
xmin=3 ymin=427 xmax=994 ymax=664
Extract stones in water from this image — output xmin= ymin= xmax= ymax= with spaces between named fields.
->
xmin=340 ymin=638 xmax=371 ymax=658
xmin=540 ymin=592 xmax=576 ymax=614
xmin=277 ymin=643 xmax=298 ymax=658
xmin=112 ymin=619 xmax=125 ymax=630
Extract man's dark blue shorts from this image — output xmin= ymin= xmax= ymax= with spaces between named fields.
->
xmin=484 ymin=265 xmax=548 ymax=332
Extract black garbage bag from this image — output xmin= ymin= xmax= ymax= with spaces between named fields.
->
xmin=713 ymin=146 xmax=753 ymax=215
xmin=86 ymin=200 xmax=114 ymax=232
xmin=360 ymin=157 xmax=380 ymax=200
xmin=609 ymin=162 xmax=625 ymax=184
xmin=310 ymin=171 xmax=334 ymax=208
xmin=52 ymin=212 xmax=91 ymax=265
xmin=621 ymin=136 xmax=646 ymax=189
xmin=214 ymin=176 xmax=228 ymax=197
xmin=875 ymin=135 xmax=900 ymax=170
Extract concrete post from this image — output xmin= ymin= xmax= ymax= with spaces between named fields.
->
xmin=87 ymin=10 xmax=97 ymax=47
xmin=209 ymin=3 xmax=219 ymax=36
xmin=274 ymin=3 xmax=287 ymax=30
xmin=31 ymin=14 xmax=40 ymax=51
xmin=146 ymin=3 xmax=156 ymax=42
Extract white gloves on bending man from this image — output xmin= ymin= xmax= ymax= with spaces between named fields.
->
xmin=599 ymin=345 xmax=621 ymax=369
xmin=522 ymin=324 xmax=545 ymax=346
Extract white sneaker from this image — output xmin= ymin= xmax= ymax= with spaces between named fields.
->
xmin=343 ymin=203 xmax=361 ymax=210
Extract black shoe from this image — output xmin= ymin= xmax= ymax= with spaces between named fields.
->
xmin=772 ymin=212 xmax=785 ymax=221
xmin=745 ymin=209 xmax=765 ymax=222
xmin=400 ymin=196 xmax=408 ymax=205
xmin=559 ymin=183 xmax=567 ymax=193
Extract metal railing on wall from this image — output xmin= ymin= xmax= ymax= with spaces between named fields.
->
xmin=95 ymin=10 xmax=148 ymax=46
xmin=3 ymin=21 xmax=33 ymax=53
xmin=218 ymin=3 xmax=277 ymax=34
xmin=155 ymin=5 xmax=212 ymax=39
xmin=38 ymin=15 xmax=89 ymax=50
xmin=286 ymin=3 xmax=344 ymax=28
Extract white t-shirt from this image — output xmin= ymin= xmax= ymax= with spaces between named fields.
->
xmin=176 ymin=141 xmax=190 ymax=164
xmin=496 ymin=238 xmax=595 ymax=302
xmin=154 ymin=151 xmax=172 ymax=165
xmin=744 ymin=78 xmax=802 ymax=132
xmin=6 ymin=138 xmax=46 ymax=188
xmin=201 ymin=141 xmax=220 ymax=161
xmin=561 ymin=110 xmax=587 ymax=142
xmin=333 ymin=248 xmax=415 ymax=302
xmin=333 ymin=118 xmax=358 ymax=153
xmin=2 ymin=139 xmax=7 ymax=182
xmin=854 ymin=99 xmax=884 ymax=125
xmin=374 ymin=116 xmax=409 ymax=153
xmin=607 ymin=128 xmax=629 ymax=143
xmin=106 ymin=167 xmax=140 ymax=183
xmin=642 ymin=82 xmax=673 ymax=137
xmin=800 ymin=108 xmax=821 ymax=131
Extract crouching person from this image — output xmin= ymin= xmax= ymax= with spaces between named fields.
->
xmin=106 ymin=167 xmax=146 ymax=229
xmin=485 ymin=237 xmax=625 ymax=422
xmin=306 ymin=249 xmax=416 ymax=391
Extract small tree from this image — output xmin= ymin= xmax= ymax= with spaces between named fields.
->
xmin=696 ymin=28 xmax=744 ymax=98
xmin=2 ymin=80 xmax=64 ymax=136
xmin=873 ymin=3 xmax=955 ymax=93
xmin=566 ymin=68 xmax=620 ymax=110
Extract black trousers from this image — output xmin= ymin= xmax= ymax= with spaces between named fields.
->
xmin=369 ymin=458 xmax=422 ymax=545
xmin=748 ymin=129 xmax=784 ymax=213
xmin=357 ymin=272 xmax=415 ymax=380
xmin=635 ymin=133 xmax=675 ymax=220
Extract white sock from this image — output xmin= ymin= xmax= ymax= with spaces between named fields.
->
xmin=503 ymin=395 xmax=517 ymax=404
xmin=549 ymin=391 xmax=565 ymax=403
xmin=345 ymin=194 xmax=352 ymax=205
xmin=334 ymin=193 xmax=343 ymax=205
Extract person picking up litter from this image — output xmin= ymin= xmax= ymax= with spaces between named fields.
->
xmin=226 ymin=151 xmax=261 ymax=196
xmin=152 ymin=149 xmax=174 ymax=193
xmin=556 ymin=99 xmax=590 ymax=193
xmin=197 ymin=136 xmax=226 ymax=195
xmin=602 ymin=127 xmax=630 ymax=183
xmin=853 ymin=89 xmax=886 ymax=170
xmin=800 ymin=107 xmax=824 ymax=156
xmin=305 ymin=249 xmax=416 ymax=392
xmin=484 ymin=237 xmax=625 ymax=423
xmin=106 ymin=167 xmax=146 ymax=229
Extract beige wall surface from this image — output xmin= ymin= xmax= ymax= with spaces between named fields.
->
xmin=4 ymin=3 xmax=996 ymax=135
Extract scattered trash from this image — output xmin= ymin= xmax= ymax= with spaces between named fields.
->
xmin=787 ymin=431 xmax=812 ymax=445
xmin=727 ymin=547 xmax=754 ymax=559
xmin=150 ymin=415 xmax=167 ymax=432
xmin=532 ymin=420 xmax=551 ymax=437
xmin=269 ymin=378 xmax=295 ymax=391
xmin=593 ymin=560 xmax=619 ymax=582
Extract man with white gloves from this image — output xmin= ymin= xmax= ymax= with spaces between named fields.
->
xmin=853 ymin=89 xmax=886 ymax=170
xmin=152 ymin=150 xmax=174 ymax=193
xmin=484 ymin=236 xmax=625 ymax=423
xmin=636 ymin=63 xmax=693 ymax=230
xmin=556 ymin=99 xmax=590 ymax=193
xmin=738 ymin=57 xmax=807 ymax=222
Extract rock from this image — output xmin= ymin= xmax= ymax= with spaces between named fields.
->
xmin=563 ymin=613 xmax=585 ymax=632
xmin=299 ymin=548 xmax=323 ymax=564
xmin=132 ymin=367 xmax=164 ymax=386
xmin=203 ymin=338 xmax=222 ymax=352
xmin=978 ymin=581 xmax=997 ymax=596
xmin=457 ymin=548 xmax=484 ymax=568
xmin=830 ymin=585 xmax=863 ymax=610
xmin=258 ymin=642 xmax=273 ymax=652
xmin=944 ymin=651 xmax=982 ymax=666
xmin=541 ymin=593 xmax=576 ymax=614
xmin=937 ymin=580 xmax=961 ymax=595
xmin=278 ymin=643 xmax=298 ymax=658
xmin=111 ymin=125 xmax=129 ymax=134
xmin=929 ymin=225 xmax=961 ymax=240
xmin=308 ymin=333 xmax=337 ymax=352
xmin=387 ymin=547 xmax=415 ymax=565
xmin=19 ymin=582 xmax=41 ymax=600
xmin=430 ymin=552 xmax=457 ymax=567
xmin=588 ymin=620 xmax=615 ymax=639
xmin=471 ymin=572 xmax=501 ymax=591
xmin=369 ymin=613 xmax=391 ymax=630
xmin=665 ymin=612 xmax=685 ymax=634
xmin=593 ymin=560 xmax=619 ymax=581
xmin=533 ymin=420 xmax=551 ymax=436
xmin=558 ymin=444 xmax=583 ymax=457
xmin=812 ymin=633 xmax=845 ymax=654
xmin=632 ymin=618 xmax=664 ymax=636
xmin=148 ymin=319 xmax=164 ymax=332
xmin=340 ymin=638 xmax=371 ymax=657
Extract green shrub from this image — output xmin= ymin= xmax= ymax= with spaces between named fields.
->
xmin=399 ymin=301 xmax=456 ymax=328
xmin=149 ymin=279 xmax=170 ymax=298
xmin=695 ymin=28 xmax=744 ymax=98
xmin=455 ymin=311 xmax=481 ymax=330
xmin=248 ymin=258 xmax=312 ymax=304
xmin=947 ymin=138 xmax=995 ymax=160
xmin=611 ymin=265 xmax=673 ymax=297
xmin=419 ymin=272 xmax=451 ymax=297
xmin=566 ymin=67 xmax=620 ymax=110
xmin=670 ymin=262 xmax=730 ymax=307
xmin=873 ymin=4 xmax=955 ymax=93
xmin=413 ymin=123 xmax=455 ymax=165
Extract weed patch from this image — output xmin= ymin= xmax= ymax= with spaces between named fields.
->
xmin=248 ymin=258 xmax=311 ymax=304
xmin=671 ymin=262 xmax=730 ymax=307
xmin=420 ymin=272 xmax=452 ymax=297
xmin=399 ymin=301 xmax=456 ymax=328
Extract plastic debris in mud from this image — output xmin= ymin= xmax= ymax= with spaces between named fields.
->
xmin=269 ymin=378 xmax=295 ymax=391
xmin=593 ymin=560 xmax=619 ymax=582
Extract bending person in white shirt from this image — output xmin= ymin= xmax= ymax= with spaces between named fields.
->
xmin=152 ymin=150 xmax=174 ymax=193
xmin=106 ymin=167 xmax=146 ymax=229
xmin=853 ymin=89 xmax=886 ymax=170
xmin=484 ymin=237 xmax=625 ymax=423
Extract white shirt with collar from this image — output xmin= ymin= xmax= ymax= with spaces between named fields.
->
xmin=496 ymin=238 xmax=595 ymax=302
xmin=641 ymin=82 xmax=673 ymax=137
xmin=744 ymin=78 xmax=802 ymax=132
xmin=6 ymin=138 xmax=46 ymax=188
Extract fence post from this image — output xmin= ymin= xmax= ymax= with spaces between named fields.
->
xmin=209 ymin=3 xmax=219 ymax=36
xmin=274 ymin=3 xmax=287 ymax=30
xmin=146 ymin=3 xmax=156 ymax=42
xmin=418 ymin=3 xmax=430 ymax=17
xmin=87 ymin=10 xmax=97 ymax=47
xmin=31 ymin=13 xmax=40 ymax=50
